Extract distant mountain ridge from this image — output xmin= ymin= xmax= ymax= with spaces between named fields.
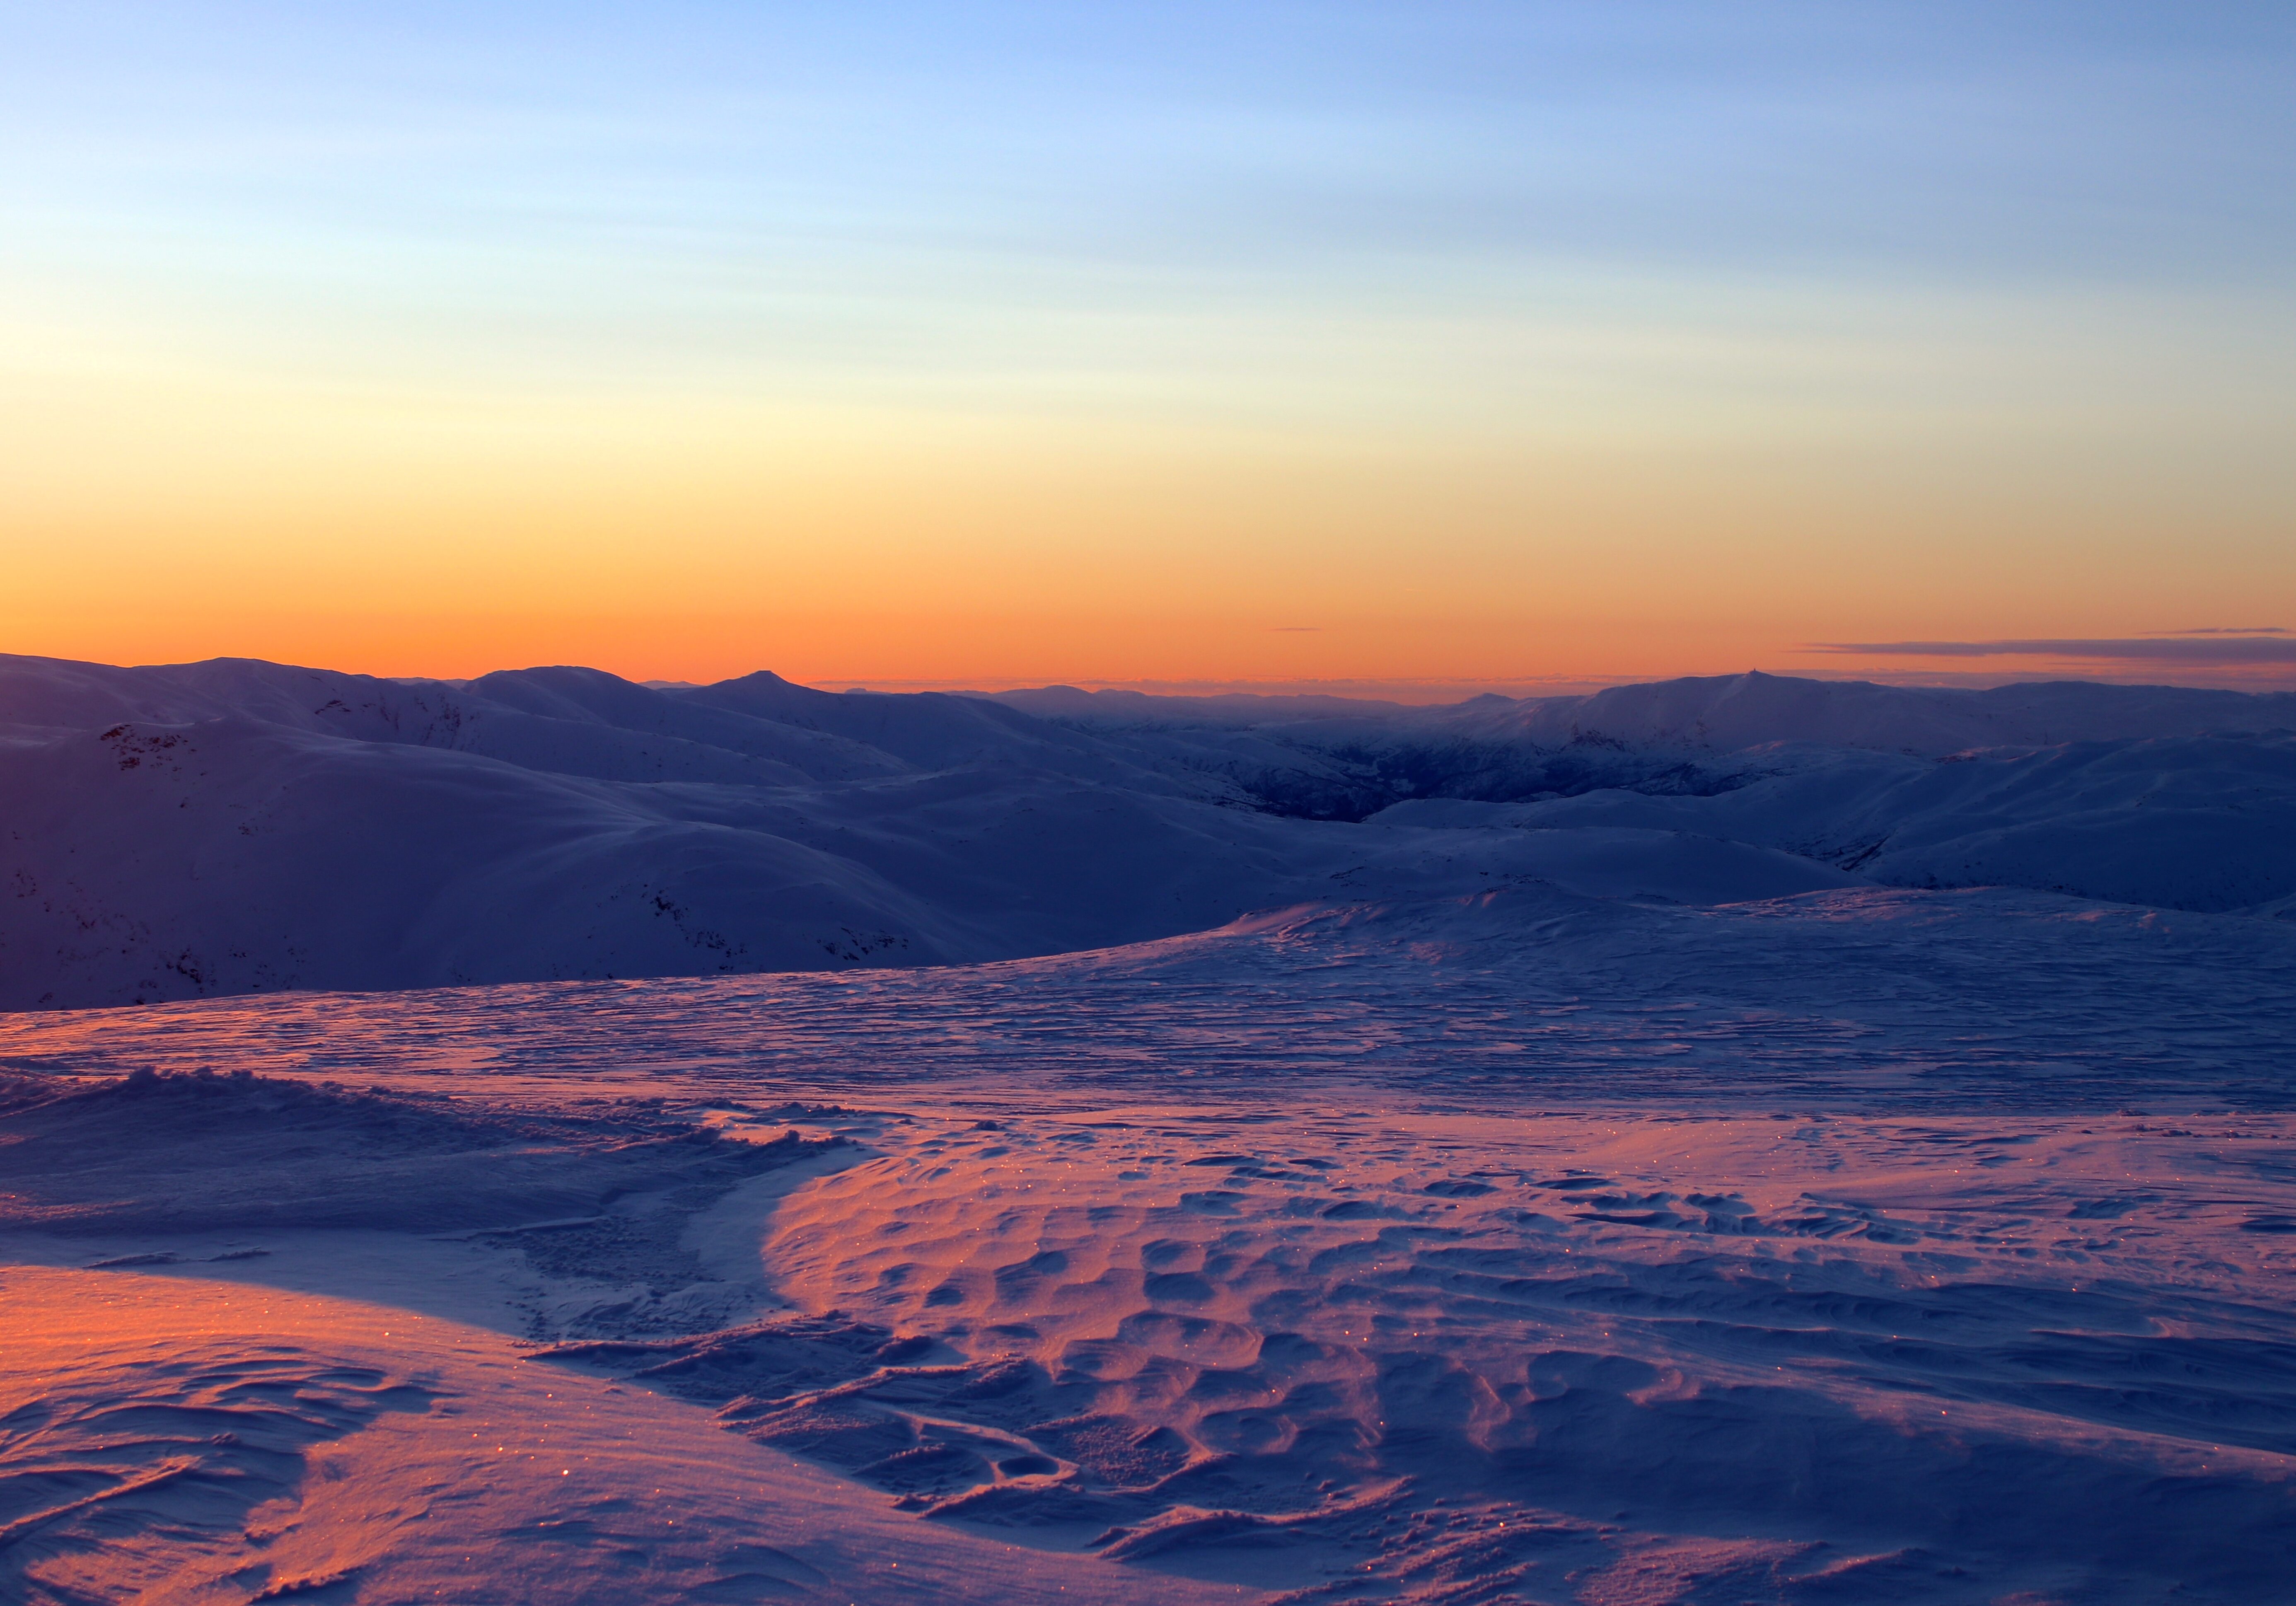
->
xmin=992 ymin=669 xmax=2296 ymax=754
xmin=2 ymin=653 xmax=2289 ymax=1010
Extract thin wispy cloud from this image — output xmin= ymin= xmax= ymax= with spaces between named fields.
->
xmin=1805 ymin=636 xmax=2296 ymax=663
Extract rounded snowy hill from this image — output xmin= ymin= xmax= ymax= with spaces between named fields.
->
xmin=2 ymin=653 xmax=2290 ymax=1009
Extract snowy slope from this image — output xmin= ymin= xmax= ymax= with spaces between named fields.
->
xmin=0 ymin=716 xmax=981 ymax=1006
xmin=5 ymin=878 xmax=2296 ymax=1603
xmin=1371 ymin=732 xmax=2296 ymax=914
xmin=0 ymin=713 xmax=1856 ymax=1009
xmin=1000 ymin=671 xmax=2296 ymax=827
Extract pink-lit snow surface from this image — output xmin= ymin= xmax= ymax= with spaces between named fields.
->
xmin=5 ymin=892 xmax=2295 ymax=1603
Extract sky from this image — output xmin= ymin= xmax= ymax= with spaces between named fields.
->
xmin=3 ymin=2 xmax=2292 ymax=694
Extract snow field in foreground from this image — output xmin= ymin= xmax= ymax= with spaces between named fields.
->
xmin=3 ymin=862 xmax=2291 ymax=1601
xmin=8 ymin=886 xmax=2294 ymax=1112
xmin=4 ymin=1059 xmax=2294 ymax=1603
xmin=0 ymin=1267 xmax=1244 ymax=1605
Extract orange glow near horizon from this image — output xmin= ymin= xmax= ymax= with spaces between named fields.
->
xmin=7 ymin=400 xmax=2291 ymax=692
xmin=5 ymin=7 xmax=2292 ymax=695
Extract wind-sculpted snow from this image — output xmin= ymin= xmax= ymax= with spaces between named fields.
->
xmin=4 ymin=903 xmax=2295 ymax=1602
xmin=3 ymin=653 xmax=2291 ymax=1009
xmin=8 ymin=657 xmax=2293 ymax=1601
xmin=0 ymin=1266 xmax=1237 ymax=1606
xmin=713 ymin=1110 xmax=2296 ymax=1601
xmin=6 ymin=883 xmax=2294 ymax=1115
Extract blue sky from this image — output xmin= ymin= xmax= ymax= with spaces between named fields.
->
xmin=4 ymin=2 xmax=2291 ymax=684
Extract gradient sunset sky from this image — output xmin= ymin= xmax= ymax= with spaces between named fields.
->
xmin=5 ymin=3 xmax=2291 ymax=692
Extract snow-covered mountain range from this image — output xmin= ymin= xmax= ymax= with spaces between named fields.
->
xmin=7 ymin=655 xmax=2296 ymax=1604
xmin=4 ymin=653 xmax=2290 ymax=1009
